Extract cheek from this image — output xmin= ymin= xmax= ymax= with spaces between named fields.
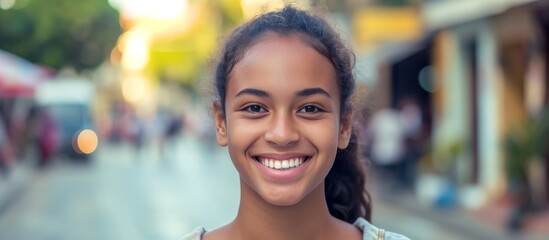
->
xmin=227 ymin=118 xmax=261 ymax=143
xmin=307 ymin=117 xmax=339 ymax=136
xmin=301 ymin=119 xmax=340 ymax=154
xmin=226 ymin=119 xmax=261 ymax=160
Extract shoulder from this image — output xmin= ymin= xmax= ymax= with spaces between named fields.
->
xmin=353 ymin=217 xmax=411 ymax=240
xmin=182 ymin=227 xmax=206 ymax=240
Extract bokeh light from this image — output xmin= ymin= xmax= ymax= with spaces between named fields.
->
xmin=121 ymin=74 xmax=147 ymax=104
xmin=119 ymin=29 xmax=150 ymax=71
xmin=75 ymin=129 xmax=99 ymax=154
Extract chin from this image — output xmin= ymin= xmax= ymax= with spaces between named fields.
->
xmin=264 ymin=196 xmax=302 ymax=207
xmin=259 ymin=188 xmax=306 ymax=207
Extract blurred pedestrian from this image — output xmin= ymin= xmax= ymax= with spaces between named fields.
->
xmin=107 ymin=101 xmax=127 ymax=143
xmin=0 ymin=116 xmax=15 ymax=175
xmin=183 ymin=6 xmax=409 ymax=240
xmin=398 ymin=97 xmax=424 ymax=190
xmin=366 ymin=108 xmax=407 ymax=191
xmin=128 ymin=110 xmax=146 ymax=161
xmin=34 ymin=109 xmax=59 ymax=167
xmin=158 ymin=110 xmax=183 ymax=162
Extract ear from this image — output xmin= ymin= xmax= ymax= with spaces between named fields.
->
xmin=337 ymin=111 xmax=353 ymax=149
xmin=212 ymin=101 xmax=228 ymax=147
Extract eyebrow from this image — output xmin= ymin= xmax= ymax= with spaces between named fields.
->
xmin=296 ymin=88 xmax=331 ymax=98
xmin=234 ymin=87 xmax=331 ymax=98
xmin=235 ymin=88 xmax=269 ymax=98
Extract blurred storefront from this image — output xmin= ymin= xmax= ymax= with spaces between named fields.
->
xmin=426 ymin=0 xmax=549 ymax=207
xmin=349 ymin=0 xmax=549 ymax=224
xmin=0 ymin=49 xmax=55 ymax=169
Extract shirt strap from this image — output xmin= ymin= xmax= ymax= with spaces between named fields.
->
xmin=377 ymin=228 xmax=386 ymax=240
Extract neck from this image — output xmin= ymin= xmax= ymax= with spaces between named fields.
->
xmin=230 ymin=180 xmax=338 ymax=240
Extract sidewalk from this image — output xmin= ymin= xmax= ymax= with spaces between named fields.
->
xmin=0 ymin=160 xmax=35 ymax=215
xmin=375 ymin=189 xmax=548 ymax=240
xmin=470 ymin=197 xmax=549 ymax=238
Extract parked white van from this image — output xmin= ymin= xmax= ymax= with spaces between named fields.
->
xmin=34 ymin=78 xmax=98 ymax=163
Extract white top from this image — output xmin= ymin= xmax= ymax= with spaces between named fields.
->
xmin=182 ymin=217 xmax=411 ymax=240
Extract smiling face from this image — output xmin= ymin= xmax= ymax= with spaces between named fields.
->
xmin=213 ymin=33 xmax=352 ymax=206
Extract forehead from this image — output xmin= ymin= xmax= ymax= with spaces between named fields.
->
xmin=240 ymin=33 xmax=329 ymax=67
xmin=227 ymin=34 xmax=338 ymax=97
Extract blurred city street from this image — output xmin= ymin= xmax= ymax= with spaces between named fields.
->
xmin=0 ymin=133 xmax=239 ymax=240
xmin=0 ymin=132 xmax=546 ymax=240
xmin=2 ymin=1 xmax=549 ymax=239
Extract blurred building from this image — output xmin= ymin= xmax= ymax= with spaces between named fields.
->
xmin=427 ymin=0 xmax=549 ymax=206
xmin=0 ymin=49 xmax=55 ymax=167
xmin=346 ymin=0 xmax=549 ymax=212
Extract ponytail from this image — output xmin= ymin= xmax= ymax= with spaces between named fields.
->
xmin=325 ymin=129 xmax=371 ymax=222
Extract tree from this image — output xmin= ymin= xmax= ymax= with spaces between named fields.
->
xmin=0 ymin=0 xmax=121 ymax=71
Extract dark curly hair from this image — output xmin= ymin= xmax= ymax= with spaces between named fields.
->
xmin=214 ymin=6 xmax=371 ymax=222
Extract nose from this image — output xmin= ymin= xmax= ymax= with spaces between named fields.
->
xmin=264 ymin=112 xmax=299 ymax=146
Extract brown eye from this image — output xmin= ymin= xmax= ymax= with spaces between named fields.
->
xmin=246 ymin=105 xmax=266 ymax=113
xmin=299 ymin=105 xmax=321 ymax=113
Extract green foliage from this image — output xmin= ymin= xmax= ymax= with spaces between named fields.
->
xmin=504 ymin=109 xmax=549 ymax=180
xmin=0 ymin=0 xmax=121 ymax=71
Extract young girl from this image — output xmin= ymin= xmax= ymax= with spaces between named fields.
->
xmin=184 ymin=6 xmax=410 ymax=240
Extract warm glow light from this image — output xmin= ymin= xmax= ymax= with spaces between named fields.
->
xmin=241 ymin=0 xmax=286 ymax=19
xmin=240 ymin=0 xmax=309 ymax=19
xmin=116 ymin=0 xmax=189 ymax=20
xmin=76 ymin=129 xmax=98 ymax=154
xmin=122 ymin=74 xmax=147 ymax=104
xmin=120 ymin=29 xmax=150 ymax=71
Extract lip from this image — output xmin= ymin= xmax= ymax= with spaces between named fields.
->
xmin=251 ymin=153 xmax=312 ymax=183
xmin=255 ymin=153 xmax=311 ymax=160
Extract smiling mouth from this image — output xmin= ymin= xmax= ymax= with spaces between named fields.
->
xmin=254 ymin=157 xmax=310 ymax=170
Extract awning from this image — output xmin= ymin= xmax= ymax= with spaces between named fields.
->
xmin=0 ymin=50 xmax=54 ymax=98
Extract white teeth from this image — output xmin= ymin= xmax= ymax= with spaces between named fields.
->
xmin=259 ymin=157 xmax=306 ymax=170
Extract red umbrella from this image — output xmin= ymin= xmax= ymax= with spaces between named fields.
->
xmin=0 ymin=50 xmax=54 ymax=98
